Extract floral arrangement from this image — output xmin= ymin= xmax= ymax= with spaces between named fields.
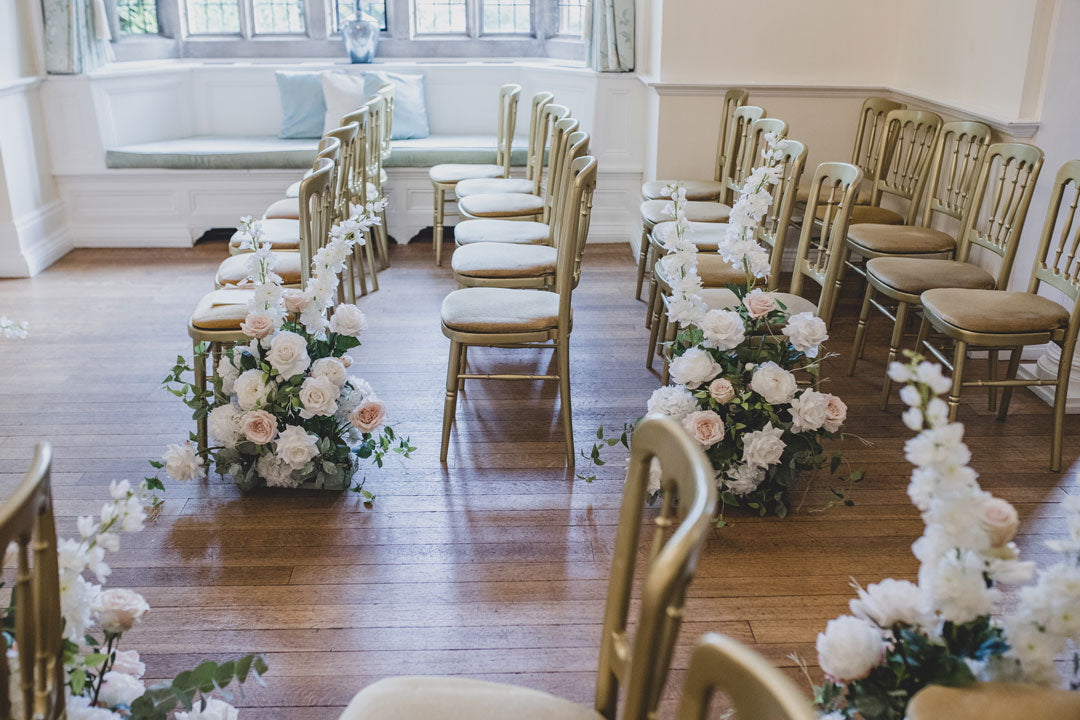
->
xmin=0 ymin=316 xmax=28 ymax=339
xmin=2 ymin=476 xmax=266 ymax=720
xmin=812 ymin=355 xmax=1080 ymax=720
xmin=587 ymin=134 xmax=855 ymax=520
xmin=165 ymin=205 xmax=414 ymax=493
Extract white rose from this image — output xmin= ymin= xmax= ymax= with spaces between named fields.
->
xmin=162 ymin=441 xmax=206 ymax=483
xmin=980 ymin=497 xmax=1020 ymax=548
xmin=111 ymin=650 xmax=145 ymax=678
xmin=741 ymin=421 xmax=785 ymax=469
xmin=849 ymin=579 xmax=928 ymax=629
xmin=98 ymin=671 xmax=146 ymax=707
xmin=788 ymin=389 xmax=829 ymax=433
xmin=750 ymin=362 xmax=797 ymax=405
xmin=782 ymin=312 xmax=829 ymax=357
xmin=299 ymin=376 xmax=339 ymax=419
xmin=311 ymin=357 xmax=347 ymax=388
xmin=67 ymin=695 xmax=122 ymax=720
xmin=275 ymin=425 xmax=319 ymax=469
xmin=175 ymin=698 xmax=239 ymax=720
xmin=724 ymin=464 xmax=764 ymax=495
xmin=207 ymin=404 xmax=243 ymax=448
xmin=646 ymin=386 xmax=699 ymax=420
xmin=93 ymin=588 xmax=149 ymax=633
xmin=234 ymin=369 xmax=274 ymax=411
xmin=816 ymin=615 xmax=885 ymax=682
xmin=256 ymin=454 xmax=300 ymax=488
xmin=329 ymin=304 xmax=368 ymax=337
xmin=669 ymin=348 xmax=723 ymax=389
xmin=216 ymin=352 xmax=244 ymax=395
xmin=699 ymin=309 xmax=745 ymax=351
xmin=266 ymin=331 xmax=310 ymax=379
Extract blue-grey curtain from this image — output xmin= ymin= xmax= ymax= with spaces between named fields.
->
xmin=43 ymin=0 xmax=114 ymax=74
xmin=588 ymin=0 xmax=634 ymax=72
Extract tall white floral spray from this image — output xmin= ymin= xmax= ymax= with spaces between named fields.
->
xmin=586 ymin=134 xmax=857 ymax=521
xmin=812 ymin=354 xmax=1080 ymax=720
xmin=0 ymin=316 xmax=28 ymax=339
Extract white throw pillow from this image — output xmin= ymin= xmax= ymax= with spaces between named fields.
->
xmin=321 ymin=72 xmax=367 ymax=135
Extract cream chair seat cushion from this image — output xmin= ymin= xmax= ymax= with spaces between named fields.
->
xmin=285 ymin=179 xmax=302 ymax=198
xmin=866 ymin=258 xmax=994 ymax=296
xmin=921 ymin=288 xmax=1070 ymax=334
xmin=429 ymin=163 xmax=506 ymax=184
xmin=642 ymin=179 xmax=726 ymax=201
xmin=451 ymin=243 xmax=557 ymax=278
xmin=216 ymin=252 xmax=303 ymax=287
xmin=230 ymin=219 xmax=300 ymax=251
xmin=847 ymin=224 xmax=955 ymax=256
xmin=340 ymin=676 xmax=602 ymax=720
xmin=459 ymin=193 xmax=545 ymax=218
xmin=907 ymin=682 xmax=1080 ymax=720
xmin=652 ymin=221 xmax=731 ymax=252
xmin=696 ymin=253 xmax=746 ymax=287
xmin=454 ymin=220 xmax=550 ymax=245
xmin=455 ymin=177 xmax=536 ymax=198
xmin=700 ymin=288 xmax=817 ymax=316
xmin=265 ymin=182 xmax=379 ymax=220
xmin=640 ymin=200 xmax=731 ymax=226
xmin=190 ymin=289 xmax=255 ymax=330
xmin=441 ymin=287 xmax=561 ymax=333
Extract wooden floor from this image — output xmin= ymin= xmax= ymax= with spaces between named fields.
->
xmin=0 ymin=240 xmax=1077 ymax=718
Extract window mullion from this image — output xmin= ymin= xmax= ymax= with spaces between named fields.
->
xmin=307 ymin=0 xmax=327 ymax=38
xmin=159 ymin=0 xmax=183 ymax=38
xmin=239 ymin=0 xmax=254 ymax=38
xmin=468 ymin=0 xmax=480 ymax=38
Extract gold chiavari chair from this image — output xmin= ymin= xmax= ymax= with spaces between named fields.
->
xmin=430 ymin=84 xmax=522 ymax=266
xmin=908 ymin=682 xmax=1080 ymax=720
xmin=438 ymin=156 xmax=597 ymax=470
xmin=339 ymin=412 xmax=716 ymax=720
xmin=188 ymin=159 xmax=334 ymax=455
xmin=0 ymin=444 xmax=64 ymax=720
xmin=454 ymin=91 xmax=555 ymax=199
xmin=370 ymin=84 xmax=394 ymax=269
xmin=635 ymin=104 xmax=767 ymax=301
xmin=450 ymin=130 xmax=591 ymax=289
xmin=645 ymin=138 xmax=808 ymax=369
xmin=675 ymin=633 xmax=815 ymax=720
xmin=917 ymin=159 xmax=1080 ymax=472
xmin=849 ymin=141 xmax=1042 ymax=409
xmin=653 ymin=162 xmax=862 ymax=384
xmin=341 ymin=104 xmax=382 ymax=299
xmin=641 ymin=88 xmax=749 ymax=203
xmin=644 ymin=117 xmax=790 ymax=330
xmin=271 ymin=134 xmax=340 ymax=207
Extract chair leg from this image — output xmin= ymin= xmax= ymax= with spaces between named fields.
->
xmin=434 ymin=188 xmax=446 ymax=267
xmin=193 ymin=339 xmax=208 ymax=459
xmin=998 ymin=348 xmax=1023 ymax=421
xmin=459 ymin=345 xmax=468 ymax=391
xmin=880 ymin=301 xmax=909 ymax=411
xmin=557 ymin=330 xmax=574 ymax=471
xmin=645 ymin=272 xmax=659 ymax=329
xmin=987 ymin=349 xmax=999 ymax=412
xmin=364 ymin=234 xmax=379 ymax=292
xmin=849 ymin=282 xmax=875 ymax=375
xmin=646 ymin=290 xmax=663 ymax=370
xmin=914 ymin=314 xmax=931 ymax=356
xmin=655 ymin=311 xmax=669 ymax=359
xmin=1051 ymin=337 xmax=1077 ymax=472
xmin=440 ymin=340 xmax=463 ymax=463
xmin=947 ymin=340 xmax=968 ymax=422
xmin=661 ymin=321 xmax=677 ymax=386
xmin=378 ymin=210 xmax=390 ymax=269
xmin=635 ymin=230 xmax=650 ymax=300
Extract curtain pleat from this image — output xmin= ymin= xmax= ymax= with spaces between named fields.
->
xmin=588 ymin=0 xmax=634 ymax=72
xmin=43 ymin=0 xmax=115 ymax=74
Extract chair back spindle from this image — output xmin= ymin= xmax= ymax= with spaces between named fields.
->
xmin=297 ymin=157 xmax=336 ymax=287
xmin=850 ymin=96 xmax=906 ymax=183
xmin=541 ymin=115 xmax=580 ymax=224
xmin=494 ymin=84 xmax=523 ymax=178
xmin=1029 ymin=161 xmax=1080 ymax=310
xmin=758 ymin=138 xmax=808 ymax=287
xmin=870 ymin=109 xmax=943 ymax=224
xmin=918 ymin=120 xmax=993 ymax=229
xmin=549 ymin=130 xmax=591 ymax=249
xmin=714 ymin=88 xmax=750 ymax=183
xmin=729 ymin=117 xmax=787 ymax=200
xmin=721 ymin=105 xmax=766 ymax=203
xmin=531 ymin=103 xmax=570 ymax=196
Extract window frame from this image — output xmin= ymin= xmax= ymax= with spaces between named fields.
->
xmin=107 ymin=0 xmax=586 ymax=61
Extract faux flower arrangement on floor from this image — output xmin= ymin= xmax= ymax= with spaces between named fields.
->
xmin=586 ymin=134 xmax=856 ymax=521
xmin=0 ymin=316 xmax=28 ymax=339
xmin=811 ymin=355 xmax=1080 ymax=720
xmin=2 ymin=477 xmax=266 ymax=720
xmin=165 ymin=206 xmax=414 ymax=493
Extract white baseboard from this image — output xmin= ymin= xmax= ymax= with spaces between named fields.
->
xmin=5 ymin=200 xmax=73 ymax=276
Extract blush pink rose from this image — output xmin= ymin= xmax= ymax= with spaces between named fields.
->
xmin=283 ymin=289 xmax=309 ymax=314
xmin=240 ymin=311 xmax=275 ymax=339
xmin=823 ymin=394 xmax=848 ymax=433
xmin=708 ymin=378 xmax=735 ymax=404
xmin=240 ymin=409 xmax=278 ymax=444
xmin=681 ymin=410 xmax=726 ymax=447
xmin=349 ymin=399 xmax=386 ymax=433
xmin=743 ymin=290 xmax=778 ymax=319
xmin=980 ymin=498 xmax=1019 ymax=547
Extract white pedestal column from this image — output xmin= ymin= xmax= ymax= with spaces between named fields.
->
xmin=1017 ymin=342 xmax=1080 ymax=413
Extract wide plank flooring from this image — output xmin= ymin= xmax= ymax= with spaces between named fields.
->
xmin=0 ymin=240 xmax=1077 ymax=717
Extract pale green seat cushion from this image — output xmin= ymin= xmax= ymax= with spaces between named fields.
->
xmin=106 ymin=135 xmax=529 ymax=170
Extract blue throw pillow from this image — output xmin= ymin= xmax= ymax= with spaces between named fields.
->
xmin=276 ymin=71 xmax=328 ymax=139
xmin=364 ymin=71 xmax=430 ymax=140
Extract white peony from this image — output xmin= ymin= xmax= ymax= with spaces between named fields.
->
xmin=849 ymin=579 xmax=928 ymax=629
xmin=67 ymin=695 xmax=122 ymax=720
xmin=207 ymin=404 xmax=243 ymax=448
xmin=788 ymin=389 xmax=829 ymax=433
xmin=298 ymin=376 xmax=339 ymax=419
xmin=646 ymin=385 xmax=699 ymax=420
xmin=256 ymin=453 xmax=300 ymax=488
xmin=98 ymin=671 xmax=146 ymax=708
xmin=782 ymin=312 xmax=829 ymax=357
xmin=741 ymin=421 xmax=786 ymax=469
xmin=750 ymin=362 xmax=797 ymax=405
xmin=162 ymin=441 xmax=205 ymax=483
xmin=275 ymin=425 xmax=320 ymax=469
xmin=329 ymin=304 xmax=368 ymax=337
xmin=266 ymin=331 xmax=310 ymax=379
xmin=234 ymin=369 xmax=274 ymax=411
xmin=175 ymin=698 xmax=239 ymax=720
xmin=669 ymin=348 xmax=723 ymax=389
xmin=724 ymin=463 xmax=765 ymax=495
xmin=699 ymin=309 xmax=745 ymax=351
xmin=311 ymin=357 xmax=348 ymax=388
xmin=816 ymin=615 xmax=885 ymax=682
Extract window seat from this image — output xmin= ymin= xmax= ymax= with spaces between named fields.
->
xmin=104 ymin=134 xmax=529 ymax=170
